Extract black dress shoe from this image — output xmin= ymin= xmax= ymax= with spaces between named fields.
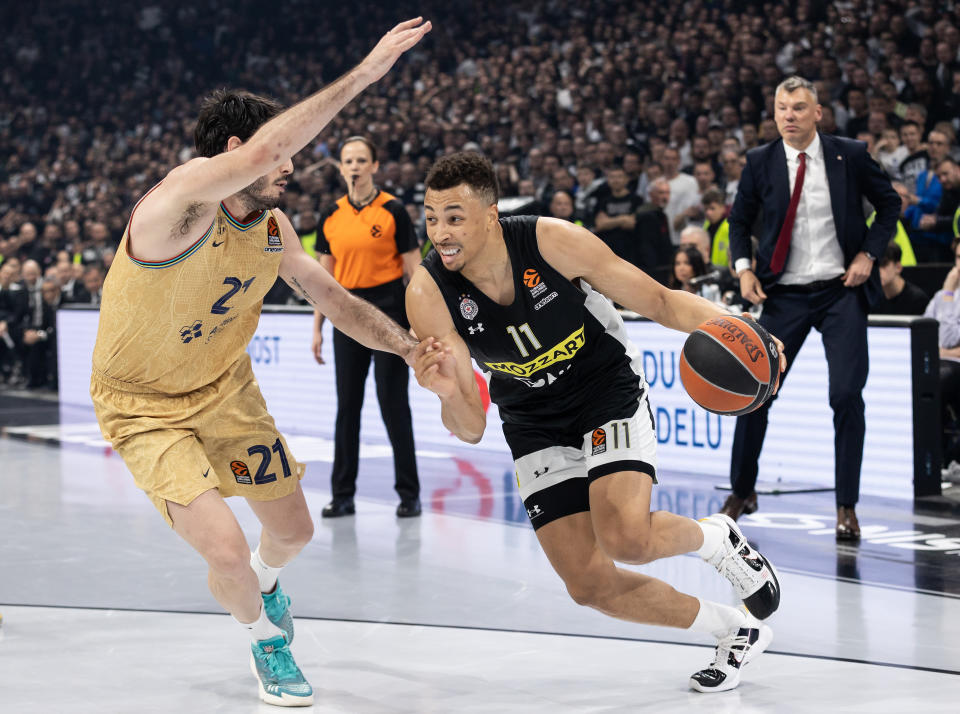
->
xmin=836 ymin=506 xmax=861 ymax=541
xmin=396 ymin=498 xmax=422 ymax=518
xmin=719 ymin=492 xmax=758 ymax=522
xmin=321 ymin=500 xmax=355 ymax=518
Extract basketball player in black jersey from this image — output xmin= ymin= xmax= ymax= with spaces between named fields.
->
xmin=407 ymin=153 xmax=787 ymax=693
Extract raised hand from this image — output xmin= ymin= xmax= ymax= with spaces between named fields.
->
xmin=360 ymin=17 xmax=432 ymax=84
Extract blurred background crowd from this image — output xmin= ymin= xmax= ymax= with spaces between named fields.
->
xmin=2 ymin=0 xmax=960 ymax=391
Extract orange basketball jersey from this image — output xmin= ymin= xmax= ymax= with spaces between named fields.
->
xmin=317 ymin=190 xmax=417 ymax=290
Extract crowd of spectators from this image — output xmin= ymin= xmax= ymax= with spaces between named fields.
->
xmin=3 ymin=0 xmax=960 ymax=390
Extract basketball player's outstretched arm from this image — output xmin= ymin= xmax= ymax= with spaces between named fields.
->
xmin=132 ymin=18 xmax=431 ymax=249
xmin=536 ymin=217 xmax=787 ymax=374
xmin=536 ymin=218 xmax=725 ymax=331
xmin=277 ymin=211 xmax=418 ymax=364
xmin=405 ymin=267 xmax=487 ymax=443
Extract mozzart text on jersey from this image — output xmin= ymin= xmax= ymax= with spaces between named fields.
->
xmin=484 ymin=326 xmax=585 ymax=378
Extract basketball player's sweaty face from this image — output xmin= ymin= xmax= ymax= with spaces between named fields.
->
xmin=225 ymin=132 xmax=292 ymax=211
xmin=774 ymin=88 xmax=821 ymax=149
xmin=238 ymin=161 xmax=293 ymax=212
xmin=424 ymin=184 xmax=497 ymax=272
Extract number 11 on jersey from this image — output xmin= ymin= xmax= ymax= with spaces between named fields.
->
xmin=506 ymin=323 xmax=542 ymax=358
xmin=611 ymin=421 xmax=630 ymax=449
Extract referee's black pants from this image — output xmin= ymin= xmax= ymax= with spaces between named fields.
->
xmin=330 ymin=324 xmax=419 ymax=504
xmin=729 ymin=280 xmax=868 ymax=507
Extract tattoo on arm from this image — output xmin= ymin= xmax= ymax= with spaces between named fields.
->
xmin=290 ymin=276 xmax=319 ymax=307
xmin=289 ymin=272 xmax=415 ymax=356
xmin=341 ymin=293 xmax=417 ymax=355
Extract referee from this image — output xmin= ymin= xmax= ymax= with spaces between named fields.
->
xmin=312 ymin=136 xmax=422 ymax=518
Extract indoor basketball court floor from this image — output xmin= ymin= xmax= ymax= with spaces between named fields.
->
xmin=1 ymin=393 xmax=959 ymax=712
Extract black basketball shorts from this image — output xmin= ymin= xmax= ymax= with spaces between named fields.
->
xmin=506 ymin=391 xmax=658 ymax=530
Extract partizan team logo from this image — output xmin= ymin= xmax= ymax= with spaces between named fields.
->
xmin=459 ymin=295 xmax=479 ymax=320
xmin=265 ymin=216 xmax=282 ymax=252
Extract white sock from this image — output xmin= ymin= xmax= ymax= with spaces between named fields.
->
xmin=688 ymin=599 xmax=747 ymax=638
xmin=239 ymin=602 xmax=284 ymax=643
xmin=695 ymin=518 xmax=725 ymax=560
xmin=250 ymin=545 xmax=283 ymax=594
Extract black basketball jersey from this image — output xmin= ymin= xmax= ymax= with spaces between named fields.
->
xmin=423 ymin=215 xmax=645 ymax=429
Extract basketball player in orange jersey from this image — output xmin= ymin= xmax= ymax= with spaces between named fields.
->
xmin=408 ymin=153 xmax=786 ymax=693
xmin=90 ymin=18 xmax=430 ymax=707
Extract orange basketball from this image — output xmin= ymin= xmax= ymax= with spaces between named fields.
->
xmin=679 ymin=315 xmax=781 ymax=416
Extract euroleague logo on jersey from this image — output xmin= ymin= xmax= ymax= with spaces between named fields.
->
xmin=265 ymin=216 xmax=282 ymax=252
xmin=231 ymin=460 xmax=253 ymax=485
xmin=524 ymin=267 xmax=549 ymax=298
xmin=591 ymin=428 xmax=607 ymax=456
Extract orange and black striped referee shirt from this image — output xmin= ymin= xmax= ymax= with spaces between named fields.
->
xmin=317 ymin=190 xmax=418 ymax=291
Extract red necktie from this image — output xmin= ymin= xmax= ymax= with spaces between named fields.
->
xmin=770 ymin=151 xmax=806 ymax=274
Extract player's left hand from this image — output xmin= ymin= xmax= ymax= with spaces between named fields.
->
xmin=360 ymin=18 xmax=432 ymax=84
xmin=842 ymin=252 xmax=874 ymax=287
xmin=412 ymin=337 xmax=458 ymax=398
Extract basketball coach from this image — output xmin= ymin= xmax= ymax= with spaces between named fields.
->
xmin=722 ymin=76 xmax=900 ymax=540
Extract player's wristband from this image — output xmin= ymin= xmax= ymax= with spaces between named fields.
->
xmin=944 ymin=291 xmax=955 ymax=297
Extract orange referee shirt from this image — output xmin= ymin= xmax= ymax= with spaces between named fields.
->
xmin=317 ymin=190 xmax=418 ymax=290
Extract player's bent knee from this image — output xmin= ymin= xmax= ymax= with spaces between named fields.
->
xmin=564 ymin=577 xmax=606 ymax=608
xmin=288 ymin=516 xmax=314 ymax=548
xmin=265 ymin=513 xmax=314 ymax=550
xmin=563 ymin=568 xmax=624 ymax=610
xmin=206 ymin=541 xmax=257 ymax=580
xmin=595 ymin=523 xmax=655 ymax=564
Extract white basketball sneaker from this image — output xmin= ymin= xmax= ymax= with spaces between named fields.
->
xmin=689 ymin=614 xmax=773 ymax=693
xmin=700 ymin=513 xmax=781 ymax=619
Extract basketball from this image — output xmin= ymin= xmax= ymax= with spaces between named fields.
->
xmin=679 ymin=315 xmax=781 ymax=416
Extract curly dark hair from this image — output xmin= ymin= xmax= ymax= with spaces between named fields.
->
xmin=425 ymin=152 xmax=499 ymax=205
xmin=194 ymin=89 xmax=284 ymax=158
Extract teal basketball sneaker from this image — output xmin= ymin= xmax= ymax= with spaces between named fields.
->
xmin=250 ymin=635 xmax=313 ymax=707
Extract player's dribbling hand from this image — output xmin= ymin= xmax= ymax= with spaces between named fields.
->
xmin=741 ymin=312 xmax=787 ymax=394
xmin=361 ymin=18 xmax=432 ymax=84
xmin=413 ymin=337 xmax=457 ymax=399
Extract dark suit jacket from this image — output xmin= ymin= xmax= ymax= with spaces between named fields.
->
xmin=729 ymin=133 xmax=901 ymax=306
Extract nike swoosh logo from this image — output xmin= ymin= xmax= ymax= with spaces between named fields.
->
xmin=212 ymin=241 xmax=224 ymax=247
xmin=202 ymin=468 xmax=210 ymax=478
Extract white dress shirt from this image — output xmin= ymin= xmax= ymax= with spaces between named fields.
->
xmin=735 ymin=133 xmax=846 ymax=283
